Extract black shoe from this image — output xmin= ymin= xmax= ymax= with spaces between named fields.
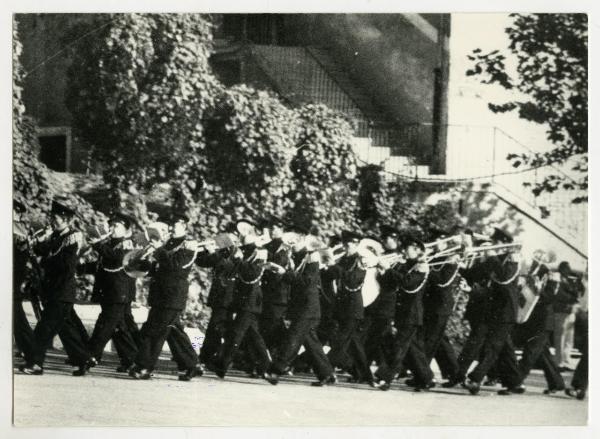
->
xmin=116 ymin=364 xmax=132 ymax=373
xmin=498 ymin=385 xmax=526 ymax=395
xmin=195 ymin=363 xmax=204 ymax=377
xmin=543 ymin=387 xmax=565 ymax=395
xmin=498 ymin=386 xmax=526 ymax=395
xmin=72 ymin=358 xmax=97 ymax=376
xmin=129 ymin=367 xmax=152 ymax=380
xmin=215 ymin=368 xmax=226 ymax=379
xmin=375 ymin=380 xmax=391 ymax=391
xmin=178 ymin=367 xmax=198 ymax=382
xmin=265 ymin=373 xmax=279 ymax=385
xmin=565 ymin=387 xmax=586 ymax=400
xmin=19 ymin=364 xmax=43 ymax=375
xmin=311 ymin=374 xmax=337 ymax=387
xmin=464 ymin=378 xmax=480 ymax=395
xmin=414 ymin=381 xmax=436 ymax=392
xmin=72 ymin=366 xmax=88 ymax=376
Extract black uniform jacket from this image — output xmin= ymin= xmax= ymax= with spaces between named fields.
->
xmin=366 ymin=250 xmax=401 ymax=320
xmin=487 ymin=254 xmax=520 ymax=324
xmin=460 ymin=259 xmax=493 ymax=326
xmin=148 ymin=236 xmax=196 ymax=310
xmin=326 ymin=253 xmax=366 ymax=320
xmin=523 ymin=263 xmax=555 ymax=332
xmin=196 ymin=249 xmax=239 ymax=310
xmin=261 ymin=239 xmax=291 ymax=308
xmin=93 ymin=237 xmax=136 ymax=304
xmin=424 ymin=259 xmax=459 ymax=319
xmin=283 ymin=251 xmax=321 ymax=321
xmin=35 ymin=228 xmax=80 ymax=303
xmin=233 ymin=257 xmax=264 ymax=315
xmin=391 ymin=259 xmax=428 ymax=326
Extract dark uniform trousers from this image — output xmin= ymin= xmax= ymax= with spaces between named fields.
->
xmin=467 ymin=323 xmax=521 ymax=387
xmin=199 ymin=307 xmax=232 ymax=365
xmin=375 ymin=324 xmax=433 ymax=385
xmin=259 ymin=304 xmax=288 ymax=353
xmin=571 ymin=312 xmax=588 ymax=391
xmin=517 ymin=330 xmax=564 ymax=390
xmin=88 ymin=303 xmax=139 ymax=366
xmin=219 ymin=311 xmax=270 ymax=374
xmin=113 ymin=304 xmax=141 ymax=366
xmin=31 ymin=301 xmax=91 ymax=367
xmin=13 ymin=299 xmax=35 ymax=360
xmin=166 ymin=318 xmax=199 ymax=371
xmin=363 ymin=316 xmax=394 ymax=367
xmin=329 ymin=317 xmax=372 ymax=381
xmin=270 ymin=317 xmax=333 ymax=380
xmin=135 ymin=307 xmax=196 ymax=371
xmin=455 ymin=322 xmax=489 ymax=381
xmin=423 ymin=315 xmax=459 ymax=379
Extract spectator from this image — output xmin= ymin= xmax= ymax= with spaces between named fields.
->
xmin=552 ymin=261 xmax=584 ymax=371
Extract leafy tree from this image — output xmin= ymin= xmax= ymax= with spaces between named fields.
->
xmin=65 ymin=13 xmax=221 ymax=213
xmin=467 ymin=13 xmax=587 ymax=202
xmin=201 ymin=85 xmax=299 ymax=220
xmin=289 ymin=104 xmax=359 ymax=234
xmin=13 ymin=19 xmax=53 ymax=220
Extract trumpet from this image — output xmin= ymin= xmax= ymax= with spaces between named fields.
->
xmin=427 ymin=242 xmax=522 ymax=268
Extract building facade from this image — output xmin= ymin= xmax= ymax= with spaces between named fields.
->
xmin=16 ymin=13 xmax=451 ymax=175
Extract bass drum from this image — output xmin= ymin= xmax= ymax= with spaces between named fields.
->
xmin=362 ymin=267 xmax=380 ymax=307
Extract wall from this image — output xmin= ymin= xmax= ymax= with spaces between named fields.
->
xmin=16 ymin=13 xmax=96 ymax=173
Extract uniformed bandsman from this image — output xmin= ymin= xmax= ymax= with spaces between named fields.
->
xmin=13 ymin=200 xmax=36 ymax=365
xmin=195 ymin=222 xmax=240 ymax=370
xmin=463 ymin=228 xmax=522 ymax=395
xmin=510 ymin=254 xmax=565 ymax=394
xmin=326 ymin=230 xmax=374 ymax=386
xmin=20 ymin=200 xmax=96 ymax=376
xmin=421 ymin=228 xmax=460 ymax=382
xmin=266 ymin=229 xmax=337 ymax=386
xmin=129 ymin=213 xmax=200 ymax=381
xmin=87 ymin=212 xmax=139 ymax=372
xmin=258 ymin=217 xmax=292 ymax=354
xmin=374 ymin=236 xmax=435 ymax=391
xmin=215 ymin=234 xmax=271 ymax=379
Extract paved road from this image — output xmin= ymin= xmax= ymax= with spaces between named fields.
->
xmin=13 ymin=350 xmax=587 ymax=427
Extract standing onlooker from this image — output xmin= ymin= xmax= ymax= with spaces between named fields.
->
xmin=566 ymin=268 xmax=588 ymax=400
xmin=552 ymin=261 xmax=584 ymax=371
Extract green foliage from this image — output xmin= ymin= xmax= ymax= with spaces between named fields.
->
xmin=289 ymin=104 xmax=359 ymax=234
xmin=13 ymin=19 xmax=53 ymax=219
xmin=202 ymin=85 xmax=299 ymax=218
xmin=467 ymin=13 xmax=587 ymax=201
xmin=65 ymin=13 xmax=221 ymax=197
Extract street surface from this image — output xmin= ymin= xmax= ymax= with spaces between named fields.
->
xmin=13 ymin=349 xmax=587 ymax=427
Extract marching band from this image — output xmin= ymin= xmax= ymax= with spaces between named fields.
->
xmin=13 ymin=200 xmax=588 ymax=399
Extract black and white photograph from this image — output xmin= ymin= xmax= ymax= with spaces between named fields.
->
xmin=7 ymin=0 xmax=593 ymax=432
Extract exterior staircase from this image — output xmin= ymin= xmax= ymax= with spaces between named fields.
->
xmin=246 ymin=43 xmax=433 ymax=179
